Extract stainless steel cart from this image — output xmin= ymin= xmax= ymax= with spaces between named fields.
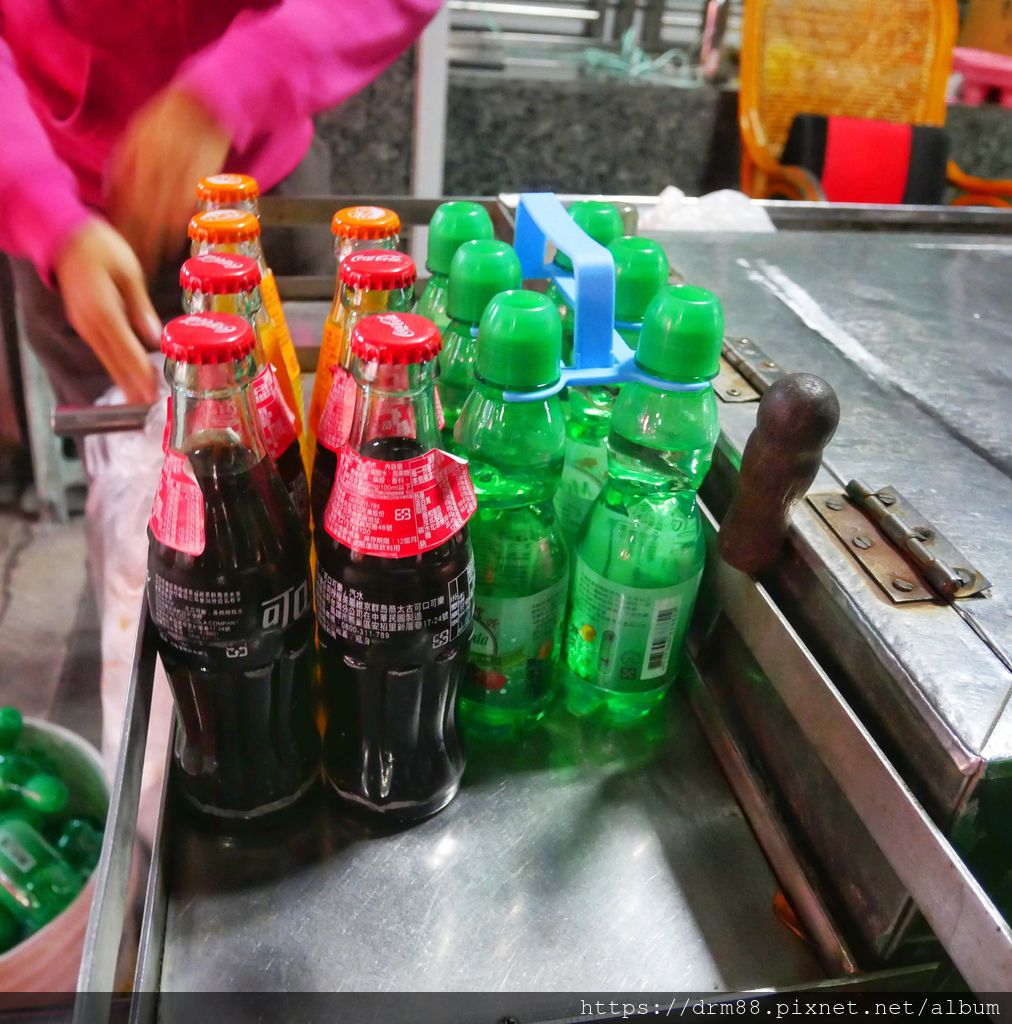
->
xmin=63 ymin=198 xmax=1012 ymax=1022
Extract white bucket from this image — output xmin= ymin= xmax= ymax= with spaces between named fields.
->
xmin=0 ymin=717 xmax=108 ymax=993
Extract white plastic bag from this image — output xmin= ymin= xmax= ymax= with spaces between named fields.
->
xmin=638 ymin=186 xmax=777 ymax=233
xmin=84 ymin=363 xmax=173 ymax=846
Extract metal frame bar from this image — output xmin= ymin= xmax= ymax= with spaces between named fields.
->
xmin=74 ymin=598 xmax=158 ymax=1024
xmin=693 ymin=499 xmax=1012 ymax=992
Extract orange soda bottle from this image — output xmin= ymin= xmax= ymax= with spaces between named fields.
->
xmin=190 ymin=188 xmax=306 ymax=457
xmin=307 ymin=207 xmax=401 ymax=441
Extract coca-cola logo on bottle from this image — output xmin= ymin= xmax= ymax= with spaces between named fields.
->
xmin=261 ymin=581 xmax=310 ymax=630
xmin=376 ymin=314 xmax=415 ymax=338
xmin=195 ymin=253 xmax=245 ymax=271
xmin=349 ymin=253 xmax=404 ymax=265
xmin=180 ymin=314 xmax=240 ymax=335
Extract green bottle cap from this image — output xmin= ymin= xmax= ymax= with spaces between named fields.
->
xmin=554 ymin=201 xmax=624 ymax=272
xmin=426 ymin=202 xmax=495 ymax=275
xmin=477 ymin=290 xmax=562 ymax=391
xmin=636 ymin=285 xmax=724 ymax=383
xmin=0 ymin=708 xmax=21 ymax=751
xmin=22 ymin=773 xmax=68 ymax=815
xmin=447 ymin=240 xmax=522 ymax=324
xmin=610 ymin=237 xmax=670 ymax=324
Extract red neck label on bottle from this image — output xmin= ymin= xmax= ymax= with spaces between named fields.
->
xmin=323 ymin=447 xmax=476 ymax=558
xmin=251 ymin=365 xmax=298 ymax=460
xmin=317 ymin=368 xmax=356 ymax=453
xmin=149 ymin=451 xmax=205 ymax=556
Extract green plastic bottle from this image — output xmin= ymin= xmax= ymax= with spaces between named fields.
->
xmin=545 ymin=201 xmax=624 ymax=366
xmin=439 ymin=239 xmax=522 ymax=443
xmin=56 ymin=818 xmax=104 ymax=881
xmin=415 ymin=202 xmax=495 ymax=334
xmin=555 ymin=237 xmax=670 ymax=548
xmin=562 ymin=285 xmax=723 ymax=723
xmin=455 ymin=291 xmax=569 ymax=732
xmin=0 ymin=819 xmax=82 ymax=933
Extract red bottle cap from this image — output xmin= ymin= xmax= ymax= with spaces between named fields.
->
xmin=161 ymin=314 xmax=255 ymax=364
xmin=179 ymin=254 xmax=262 ymax=294
xmin=339 ymin=250 xmax=416 ymax=291
xmin=351 ymin=313 xmax=442 ymax=365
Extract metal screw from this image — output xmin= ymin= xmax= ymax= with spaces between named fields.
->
xmin=739 ymin=338 xmax=752 ymax=346
xmin=913 ymin=527 xmax=933 ymax=542
xmin=877 ymin=492 xmax=895 ymax=506
xmin=893 ymin=578 xmax=914 ymax=593
xmin=497 ymin=1018 xmax=520 ymax=1024
xmin=762 ymin=360 xmax=778 ymax=369
xmin=825 ymin=498 xmax=844 ymax=511
xmin=853 ymin=536 xmax=873 ymax=550
xmin=726 ymin=387 xmax=741 ymax=397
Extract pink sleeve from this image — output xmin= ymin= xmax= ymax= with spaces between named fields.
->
xmin=0 ymin=36 xmax=91 ymax=280
xmin=175 ymin=0 xmax=444 ymax=153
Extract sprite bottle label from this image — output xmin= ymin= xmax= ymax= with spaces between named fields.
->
xmin=565 ymin=557 xmax=700 ymax=689
xmin=468 ymin=578 xmax=567 ymax=700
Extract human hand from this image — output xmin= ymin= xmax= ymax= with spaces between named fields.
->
xmin=55 ymin=220 xmax=162 ymax=405
xmin=108 ymin=88 xmax=230 ymax=278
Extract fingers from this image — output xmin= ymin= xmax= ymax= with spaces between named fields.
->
xmin=114 ymin=260 xmax=163 ymax=351
xmin=73 ymin=276 xmax=159 ymax=405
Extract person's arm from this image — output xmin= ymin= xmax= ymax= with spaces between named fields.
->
xmin=0 ymin=36 xmax=159 ymax=402
xmin=175 ymin=0 xmax=444 ymax=155
xmin=108 ymin=0 xmax=442 ymax=275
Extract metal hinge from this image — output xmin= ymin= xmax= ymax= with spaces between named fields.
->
xmin=714 ymin=336 xmax=786 ymax=402
xmin=808 ymin=481 xmax=992 ymax=604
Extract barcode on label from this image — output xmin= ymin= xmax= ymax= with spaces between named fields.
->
xmin=641 ymin=597 xmax=680 ymax=680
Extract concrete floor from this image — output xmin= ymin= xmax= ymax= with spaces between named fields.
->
xmin=0 ymin=509 xmax=102 ymax=748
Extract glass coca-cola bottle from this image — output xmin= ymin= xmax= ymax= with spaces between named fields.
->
xmin=147 ymin=313 xmax=319 ymax=821
xmin=180 ymin=254 xmax=309 ymax=533
xmin=315 ymin=312 xmax=476 ymax=821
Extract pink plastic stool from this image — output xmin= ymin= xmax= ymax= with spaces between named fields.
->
xmin=952 ymin=46 xmax=1012 ymax=108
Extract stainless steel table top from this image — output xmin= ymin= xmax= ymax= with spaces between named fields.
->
xmin=158 ymin=695 xmax=823 ymax=994
xmin=658 ymin=230 xmax=1012 ymax=763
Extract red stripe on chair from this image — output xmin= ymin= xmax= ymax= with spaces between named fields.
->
xmin=821 ymin=117 xmax=913 ymax=204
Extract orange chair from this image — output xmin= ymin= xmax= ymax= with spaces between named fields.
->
xmin=738 ymin=0 xmax=1012 ymax=206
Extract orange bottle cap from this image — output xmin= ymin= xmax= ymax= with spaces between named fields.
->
xmin=331 ymin=206 xmax=400 ymax=241
xmin=195 ymin=173 xmax=260 ymax=204
xmin=188 ymin=209 xmax=261 ymax=245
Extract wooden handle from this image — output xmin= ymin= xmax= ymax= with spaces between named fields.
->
xmin=718 ymin=373 xmax=840 ymax=575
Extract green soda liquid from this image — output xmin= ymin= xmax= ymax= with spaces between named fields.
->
xmin=555 ymin=384 xmax=617 ymax=547
xmin=457 ymin=381 xmax=568 ymax=734
xmin=438 ymin=317 xmax=477 ymax=444
xmin=562 ymin=381 xmax=719 ymax=723
xmin=415 ymin=272 xmax=451 ymax=335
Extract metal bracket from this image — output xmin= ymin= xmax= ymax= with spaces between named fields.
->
xmin=808 ymin=482 xmax=992 ymax=604
xmin=718 ymin=335 xmax=786 ymax=399
xmin=713 ymin=355 xmax=761 ymax=403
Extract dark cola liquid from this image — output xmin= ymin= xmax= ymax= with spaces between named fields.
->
xmin=147 ymin=442 xmax=320 ymax=820
xmin=315 ymin=436 xmax=474 ymax=821
xmin=310 ymin=441 xmax=337 ymax=537
xmin=276 ymin=438 xmax=311 ymax=535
